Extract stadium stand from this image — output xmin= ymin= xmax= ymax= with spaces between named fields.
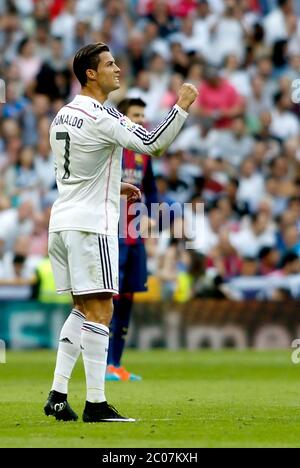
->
xmin=0 ymin=0 xmax=300 ymax=301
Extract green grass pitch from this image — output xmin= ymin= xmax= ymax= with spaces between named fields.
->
xmin=0 ymin=349 xmax=300 ymax=448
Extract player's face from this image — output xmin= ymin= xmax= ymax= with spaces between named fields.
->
xmin=126 ymin=105 xmax=145 ymax=126
xmin=96 ymin=51 xmax=121 ymax=94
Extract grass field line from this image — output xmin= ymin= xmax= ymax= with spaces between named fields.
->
xmin=135 ymin=415 xmax=300 ymax=422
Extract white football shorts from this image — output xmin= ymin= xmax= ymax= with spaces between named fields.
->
xmin=48 ymin=231 xmax=119 ymax=295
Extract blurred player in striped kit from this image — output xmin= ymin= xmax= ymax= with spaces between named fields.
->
xmin=106 ymin=98 xmax=158 ymax=381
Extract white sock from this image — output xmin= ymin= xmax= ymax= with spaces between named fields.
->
xmin=51 ymin=308 xmax=85 ymax=394
xmin=81 ymin=321 xmax=109 ymax=403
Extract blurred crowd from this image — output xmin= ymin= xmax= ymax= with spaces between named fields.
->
xmin=0 ymin=0 xmax=300 ymax=301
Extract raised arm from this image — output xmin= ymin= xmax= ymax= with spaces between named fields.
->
xmin=100 ymin=84 xmax=198 ymax=157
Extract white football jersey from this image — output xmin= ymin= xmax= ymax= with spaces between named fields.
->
xmin=49 ymin=95 xmax=188 ymax=235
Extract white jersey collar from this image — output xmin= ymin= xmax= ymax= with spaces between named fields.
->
xmin=73 ymin=94 xmax=103 ymax=109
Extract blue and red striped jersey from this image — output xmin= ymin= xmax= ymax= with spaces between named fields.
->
xmin=119 ymin=149 xmax=158 ymax=245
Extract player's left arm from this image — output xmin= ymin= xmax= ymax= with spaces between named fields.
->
xmin=99 ymin=84 xmax=197 ymax=157
xmin=99 ymin=105 xmax=189 ymax=157
xmin=126 ymin=104 xmax=189 ymax=157
xmin=98 ymin=84 xmax=197 ymax=156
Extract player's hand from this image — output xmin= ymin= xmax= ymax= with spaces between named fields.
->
xmin=176 ymin=83 xmax=199 ymax=112
xmin=120 ymin=182 xmax=141 ymax=202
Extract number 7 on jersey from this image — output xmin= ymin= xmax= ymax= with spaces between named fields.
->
xmin=56 ymin=132 xmax=71 ymax=180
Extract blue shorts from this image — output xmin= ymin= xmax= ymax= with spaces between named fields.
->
xmin=118 ymin=242 xmax=148 ymax=293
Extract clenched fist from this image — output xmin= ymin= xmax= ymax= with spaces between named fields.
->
xmin=176 ymin=83 xmax=199 ymax=112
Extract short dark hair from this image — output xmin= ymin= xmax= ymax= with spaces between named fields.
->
xmin=258 ymin=246 xmax=273 ymax=260
xmin=18 ymin=37 xmax=30 ymax=55
xmin=228 ymin=177 xmax=239 ymax=188
xmin=278 ymin=0 xmax=289 ymax=8
xmin=73 ymin=42 xmax=109 ymax=87
xmin=280 ymin=252 xmax=299 ymax=268
xmin=273 ymin=90 xmax=283 ymax=105
xmin=117 ymin=98 xmax=146 ymax=115
xmin=13 ymin=254 xmax=26 ymax=265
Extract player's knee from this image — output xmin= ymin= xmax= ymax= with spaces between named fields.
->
xmin=84 ymin=293 xmax=114 ymax=326
xmin=87 ymin=311 xmax=112 ymax=326
xmin=71 ymin=294 xmax=86 ymax=317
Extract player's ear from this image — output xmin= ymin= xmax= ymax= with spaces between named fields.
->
xmin=86 ymin=69 xmax=97 ymax=81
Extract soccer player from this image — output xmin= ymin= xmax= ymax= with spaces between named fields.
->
xmin=44 ymin=42 xmax=198 ymax=423
xmin=106 ymin=98 xmax=158 ymax=381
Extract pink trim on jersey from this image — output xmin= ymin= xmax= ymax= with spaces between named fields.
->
xmin=65 ymin=105 xmax=97 ymax=121
xmin=105 ymin=148 xmax=115 ymax=232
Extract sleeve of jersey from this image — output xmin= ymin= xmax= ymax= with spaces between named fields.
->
xmin=98 ymin=105 xmax=188 ymax=157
